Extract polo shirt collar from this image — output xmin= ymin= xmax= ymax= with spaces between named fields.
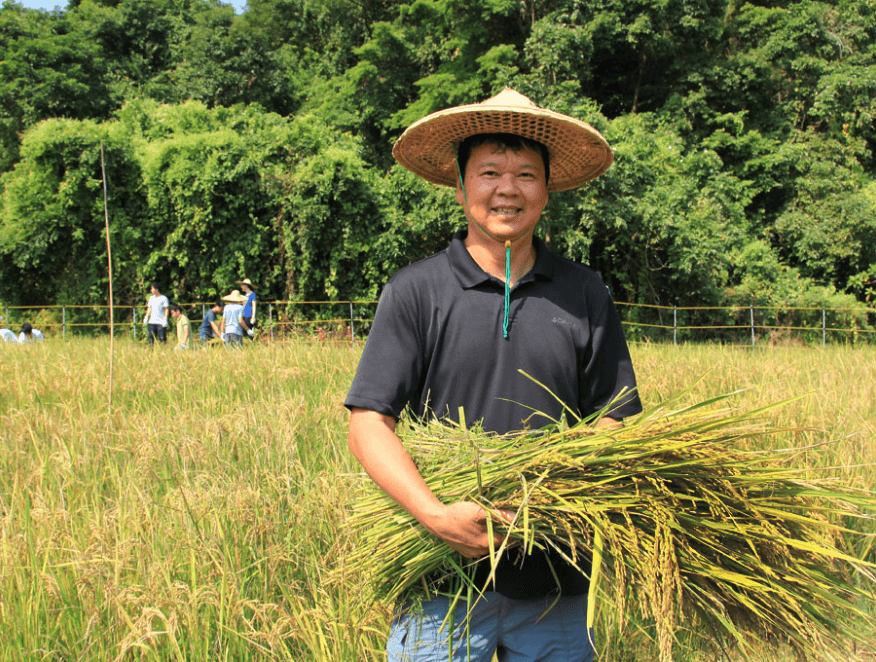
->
xmin=447 ymin=230 xmax=554 ymax=290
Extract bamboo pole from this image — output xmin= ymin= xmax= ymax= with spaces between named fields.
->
xmin=100 ymin=141 xmax=114 ymax=414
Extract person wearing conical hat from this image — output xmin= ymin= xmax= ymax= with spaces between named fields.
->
xmin=219 ymin=289 xmax=247 ymax=346
xmin=346 ymin=89 xmax=642 ymax=661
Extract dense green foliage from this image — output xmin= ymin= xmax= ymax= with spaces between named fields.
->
xmin=1 ymin=0 xmax=874 ymax=328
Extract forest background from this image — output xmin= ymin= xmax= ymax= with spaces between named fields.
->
xmin=1 ymin=0 xmax=875 ymax=331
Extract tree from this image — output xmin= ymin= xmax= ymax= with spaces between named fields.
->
xmin=270 ymin=116 xmax=386 ymax=306
xmin=0 ymin=117 xmax=146 ymax=305
xmin=553 ymin=111 xmax=753 ymax=310
xmin=771 ymin=131 xmax=876 ymax=295
xmin=0 ymin=2 xmax=112 ymax=171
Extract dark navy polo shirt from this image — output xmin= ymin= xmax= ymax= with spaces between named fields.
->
xmin=345 ymin=230 xmax=642 ymax=599
xmin=346 ymin=231 xmax=641 ymax=433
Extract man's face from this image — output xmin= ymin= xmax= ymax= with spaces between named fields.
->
xmin=150 ymin=285 xmax=159 ymax=296
xmin=455 ymin=143 xmax=549 ymax=246
xmin=171 ymin=309 xmax=179 ymax=318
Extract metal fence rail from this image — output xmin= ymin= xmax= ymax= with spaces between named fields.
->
xmin=614 ymin=302 xmax=876 ymax=345
xmin=2 ymin=300 xmax=875 ymax=346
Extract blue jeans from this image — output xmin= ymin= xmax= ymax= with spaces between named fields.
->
xmin=387 ymin=592 xmax=594 ymax=662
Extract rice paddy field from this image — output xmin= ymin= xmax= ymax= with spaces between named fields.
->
xmin=0 ymin=337 xmax=874 ymax=661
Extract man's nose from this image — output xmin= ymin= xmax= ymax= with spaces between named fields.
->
xmin=496 ymin=173 xmax=520 ymax=194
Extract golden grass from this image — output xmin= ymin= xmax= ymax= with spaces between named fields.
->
xmin=0 ymin=338 xmax=873 ymax=661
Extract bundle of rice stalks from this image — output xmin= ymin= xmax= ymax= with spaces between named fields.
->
xmin=345 ymin=396 xmax=876 ymax=662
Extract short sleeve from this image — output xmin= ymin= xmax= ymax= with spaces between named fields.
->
xmin=578 ymin=288 xmax=642 ymax=421
xmin=344 ymin=281 xmax=425 ymax=419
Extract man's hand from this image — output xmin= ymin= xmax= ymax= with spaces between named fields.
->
xmin=423 ymin=501 xmax=515 ymax=558
xmin=594 ymin=415 xmax=622 ymax=429
xmin=349 ymin=408 xmax=515 ymax=560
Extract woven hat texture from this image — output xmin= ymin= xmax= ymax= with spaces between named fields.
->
xmin=222 ymin=289 xmax=247 ymax=304
xmin=392 ymin=88 xmax=613 ymax=192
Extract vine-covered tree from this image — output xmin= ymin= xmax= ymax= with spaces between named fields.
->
xmin=0 ymin=0 xmax=874 ymax=329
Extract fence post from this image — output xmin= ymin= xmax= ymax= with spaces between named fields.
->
xmin=63 ymin=306 xmax=67 ymax=338
xmin=750 ymin=305 xmax=755 ymax=346
xmin=269 ymin=304 xmax=274 ymax=341
xmin=822 ymin=307 xmax=826 ymax=348
xmin=350 ymin=302 xmax=356 ymax=346
xmin=3 ymin=307 xmax=7 ymax=329
xmin=673 ymin=306 xmax=677 ymax=346
xmin=132 ymin=306 xmax=137 ymax=340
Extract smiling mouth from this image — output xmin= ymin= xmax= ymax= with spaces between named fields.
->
xmin=491 ymin=207 xmax=522 ymax=216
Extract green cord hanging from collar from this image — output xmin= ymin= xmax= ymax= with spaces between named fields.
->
xmin=503 ymin=240 xmax=511 ymax=339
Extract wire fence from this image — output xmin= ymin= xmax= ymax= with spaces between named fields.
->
xmin=2 ymin=300 xmax=875 ymax=346
xmin=615 ymin=302 xmax=876 ymax=346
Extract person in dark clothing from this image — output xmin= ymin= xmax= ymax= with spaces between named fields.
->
xmin=199 ymin=301 xmax=223 ymax=345
xmin=345 ymin=89 xmax=642 ymax=662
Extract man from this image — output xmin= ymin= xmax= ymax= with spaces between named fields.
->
xmin=236 ymin=278 xmax=257 ymax=340
xmin=18 ymin=323 xmax=44 ymax=342
xmin=143 ymin=283 xmax=169 ymax=346
xmin=199 ymin=300 xmax=224 ymax=345
xmin=169 ymin=305 xmax=190 ymax=350
xmin=219 ymin=289 xmax=246 ymax=346
xmin=345 ymin=89 xmax=642 ymax=662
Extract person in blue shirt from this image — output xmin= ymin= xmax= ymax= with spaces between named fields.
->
xmin=237 ymin=278 xmax=258 ymax=340
xmin=199 ymin=301 xmax=224 ymax=345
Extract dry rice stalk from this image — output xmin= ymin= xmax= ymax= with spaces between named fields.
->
xmin=344 ymin=396 xmax=876 ymax=662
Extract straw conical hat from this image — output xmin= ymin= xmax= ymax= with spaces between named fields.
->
xmin=222 ymin=289 xmax=247 ymax=303
xmin=392 ymin=88 xmax=613 ymax=192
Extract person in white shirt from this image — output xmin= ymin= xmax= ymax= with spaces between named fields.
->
xmin=143 ymin=282 xmax=170 ymax=346
xmin=0 ymin=328 xmax=18 ymax=343
xmin=18 ymin=323 xmax=44 ymax=342
xmin=219 ymin=289 xmax=246 ymax=346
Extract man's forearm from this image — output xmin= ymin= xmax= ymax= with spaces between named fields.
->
xmin=347 ymin=408 xmax=505 ymax=558
xmin=348 ymin=409 xmax=444 ymax=523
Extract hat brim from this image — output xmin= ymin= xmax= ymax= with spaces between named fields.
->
xmin=392 ymin=100 xmax=614 ymax=192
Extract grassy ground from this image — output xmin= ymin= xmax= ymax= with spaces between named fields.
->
xmin=0 ymin=338 xmax=874 ymax=661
